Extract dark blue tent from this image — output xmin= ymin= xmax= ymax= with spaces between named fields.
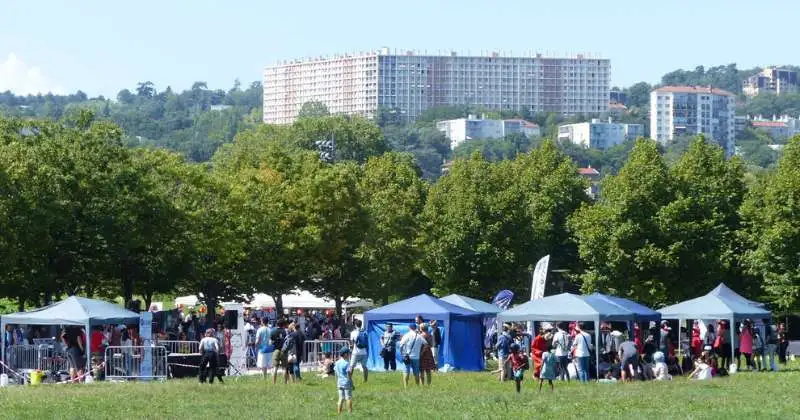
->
xmin=583 ymin=292 xmax=661 ymax=323
xmin=363 ymin=294 xmax=484 ymax=371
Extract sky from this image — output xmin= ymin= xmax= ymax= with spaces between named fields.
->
xmin=1 ymin=0 xmax=798 ymax=97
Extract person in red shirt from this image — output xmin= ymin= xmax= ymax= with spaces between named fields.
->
xmin=90 ymin=327 xmax=105 ymax=356
xmin=691 ymin=321 xmax=703 ymax=357
xmin=505 ymin=343 xmax=528 ymax=394
xmin=531 ymin=328 xmax=548 ymax=378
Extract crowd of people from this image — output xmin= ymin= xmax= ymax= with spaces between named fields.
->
xmin=491 ymin=318 xmax=793 ymax=388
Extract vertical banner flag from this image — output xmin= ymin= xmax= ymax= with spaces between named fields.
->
xmin=484 ymin=290 xmax=514 ymax=348
xmin=139 ymin=311 xmax=153 ymax=380
xmin=530 ymin=255 xmax=550 ymax=301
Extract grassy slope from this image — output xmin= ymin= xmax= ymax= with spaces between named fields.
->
xmin=0 ymin=365 xmax=797 ymax=419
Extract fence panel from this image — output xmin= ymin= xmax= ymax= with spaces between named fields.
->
xmin=302 ymin=340 xmax=350 ymax=368
xmin=155 ymin=340 xmax=199 ymax=354
xmin=104 ymin=346 xmax=168 ymax=380
xmin=6 ymin=345 xmax=39 ymax=371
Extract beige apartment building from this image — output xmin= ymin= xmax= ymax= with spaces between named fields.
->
xmin=263 ymin=48 xmax=610 ymax=124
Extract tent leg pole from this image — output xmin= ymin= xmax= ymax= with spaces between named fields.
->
xmin=730 ymin=317 xmax=735 ymax=370
xmin=595 ymin=318 xmax=600 ymax=381
xmin=86 ymin=322 xmax=91 ymax=380
xmin=1 ymin=320 xmax=5 ymax=373
xmin=678 ymin=318 xmax=682 ymax=366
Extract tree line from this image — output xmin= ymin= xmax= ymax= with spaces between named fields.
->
xmin=1 ymin=113 xmax=799 ymax=316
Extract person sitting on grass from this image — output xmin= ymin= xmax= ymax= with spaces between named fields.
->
xmin=538 ymin=351 xmax=557 ymax=392
xmin=335 ymin=347 xmax=354 ymax=415
xmin=505 ymin=343 xmax=528 ymax=394
xmin=689 ymin=355 xmax=712 ymax=380
xmin=318 ymin=352 xmax=335 ymax=378
xmin=652 ymin=351 xmax=671 ymax=381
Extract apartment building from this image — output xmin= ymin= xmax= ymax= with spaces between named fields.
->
xmin=650 ymin=86 xmax=736 ymax=157
xmin=743 ymin=67 xmax=799 ymax=97
xmin=436 ymin=115 xmax=541 ymax=149
xmin=263 ymin=48 xmax=610 ymax=124
xmin=558 ymin=118 xmax=643 ymax=150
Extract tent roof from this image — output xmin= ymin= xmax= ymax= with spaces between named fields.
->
xmin=658 ymin=293 xmax=771 ymax=320
xmin=364 ymin=294 xmax=483 ymax=322
xmin=498 ymin=293 xmax=635 ymax=323
xmin=440 ymin=294 xmax=503 ymax=315
xmin=708 ymin=283 xmax=765 ymax=308
xmin=0 ymin=296 xmax=140 ymax=326
xmin=584 ymin=293 xmax=661 ymax=322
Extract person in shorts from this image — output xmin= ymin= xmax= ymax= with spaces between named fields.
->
xmin=349 ymin=319 xmax=369 ymax=383
xmin=506 ymin=343 xmax=528 ymax=393
xmin=255 ymin=318 xmax=272 ymax=378
xmin=618 ymin=339 xmax=640 ymax=382
xmin=270 ymin=321 xmax=289 ymax=384
xmin=335 ymin=347 xmax=354 ymax=414
xmin=399 ymin=323 xmax=424 ymax=388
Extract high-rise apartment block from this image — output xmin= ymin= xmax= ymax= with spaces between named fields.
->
xmin=263 ymin=48 xmax=610 ymax=124
xmin=650 ymin=86 xmax=736 ymax=157
xmin=742 ymin=67 xmax=799 ymax=97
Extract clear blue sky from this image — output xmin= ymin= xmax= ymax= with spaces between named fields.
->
xmin=1 ymin=0 xmax=797 ymax=97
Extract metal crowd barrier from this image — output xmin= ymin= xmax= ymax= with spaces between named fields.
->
xmin=302 ymin=340 xmax=350 ymax=367
xmin=155 ymin=340 xmax=200 ymax=354
xmin=104 ymin=346 xmax=168 ymax=380
xmin=4 ymin=344 xmax=69 ymax=374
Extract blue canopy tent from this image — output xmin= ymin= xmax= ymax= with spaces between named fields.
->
xmin=363 ymin=294 xmax=484 ymax=371
xmin=0 ymin=296 xmax=141 ymax=371
xmin=440 ymin=294 xmax=503 ymax=316
xmin=708 ymin=283 xmax=765 ymax=308
xmin=583 ymin=292 xmax=661 ymax=323
xmin=658 ymin=289 xmax=771 ymax=365
xmin=497 ymin=293 xmax=641 ymax=379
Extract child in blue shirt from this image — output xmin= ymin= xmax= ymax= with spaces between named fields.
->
xmin=335 ymin=347 xmax=354 ymax=414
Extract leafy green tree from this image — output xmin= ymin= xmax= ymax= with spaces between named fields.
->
xmin=357 ymin=153 xmax=427 ymax=304
xmin=297 ymin=101 xmax=330 ymax=119
xmin=569 ymin=139 xmax=675 ymax=306
xmin=741 ymin=135 xmax=800 ymax=310
xmin=623 ymin=82 xmax=652 ymax=108
xmin=286 ymin=115 xmax=388 ymax=164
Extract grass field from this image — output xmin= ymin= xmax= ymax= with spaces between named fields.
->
xmin=0 ymin=364 xmax=797 ymax=419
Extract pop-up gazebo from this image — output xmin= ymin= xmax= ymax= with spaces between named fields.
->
xmin=440 ymin=294 xmax=503 ymax=316
xmin=658 ymin=285 xmax=770 ymax=363
xmin=1 ymin=296 xmax=140 ymax=369
xmin=363 ymin=294 xmax=484 ymax=371
xmin=498 ymin=293 xmax=643 ymax=379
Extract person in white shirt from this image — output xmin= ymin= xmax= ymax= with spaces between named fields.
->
xmin=198 ymin=329 xmax=221 ymax=384
xmin=254 ymin=318 xmax=272 ymax=377
xmin=399 ymin=323 xmax=425 ymax=388
xmin=690 ymin=356 xmax=712 ymax=380
xmin=349 ymin=319 xmax=369 ymax=383
xmin=551 ymin=323 xmax=571 ymax=382
xmin=570 ymin=322 xmax=593 ymax=383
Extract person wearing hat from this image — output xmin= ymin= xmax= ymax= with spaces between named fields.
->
xmin=658 ymin=320 xmax=671 ymax=355
xmin=399 ymin=323 xmax=425 ymax=388
xmin=335 ymin=347 xmax=354 ymax=414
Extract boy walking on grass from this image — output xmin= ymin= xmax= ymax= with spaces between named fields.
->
xmin=335 ymin=347 xmax=354 ymax=414
xmin=505 ymin=343 xmax=528 ymax=393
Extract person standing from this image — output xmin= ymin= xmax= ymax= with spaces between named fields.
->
xmin=430 ymin=320 xmax=442 ymax=365
xmin=764 ymin=320 xmax=779 ymax=371
xmin=381 ymin=323 xmax=399 ymax=371
xmin=255 ymin=318 xmax=272 ymax=378
xmin=270 ymin=321 xmax=289 ymax=385
xmin=505 ymin=343 xmax=528 ymax=394
xmin=334 ymin=347 xmax=354 ymax=414
xmin=348 ymin=319 xmax=369 ymax=383
xmin=739 ymin=320 xmax=754 ymax=370
xmin=198 ymin=329 xmax=220 ymax=384
xmin=570 ymin=322 xmax=592 ymax=383
xmin=419 ymin=324 xmax=436 ymax=386
xmin=690 ymin=321 xmax=703 ymax=357
xmin=531 ymin=328 xmax=548 ymax=378
xmin=495 ymin=325 xmax=512 ymax=382
xmin=62 ymin=328 xmax=85 ymax=382
xmin=293 ymin=322 xmax=306 ymax=381
xmin=551 ymin=323 xmax=570 ymax=382
xmin=538 ymin=351 xmax=557 ymax=392
xmin=282 ymin=324 xmax=298 ymax=383
xmin=778 ymin=322 xmax=789 ymax=364
xmin=658 ymin=321 xmax=671 ymax=355
xmin=399 ymin=323 xmax=424 ymax=388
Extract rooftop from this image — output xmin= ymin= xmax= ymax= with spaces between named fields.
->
xmin=504 ymin=119 xmax=539 ymax=128
xmin=653 ymin=85 xmax=736 ymax=97
xmin=751 ymin=121 xmax=788 ymax=128
xmin=578 ymin=167 xmax=600 ymax=176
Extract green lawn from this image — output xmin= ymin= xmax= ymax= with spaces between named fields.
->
xmin=0 ymin=365 xmax=797 ymax=419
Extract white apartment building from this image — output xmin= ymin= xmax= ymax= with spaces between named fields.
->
xmin=264 ymin=48 xmax=610 ymax=124
xmin=436 ymin=115 xmax=541 ymax=149
xmin=650 ymin=86 xmax=736 ymax=157
xmin=558 ymin=118 xmax=643 ymax=150
xmin=742 ymin=67 xmax=799 ymax=97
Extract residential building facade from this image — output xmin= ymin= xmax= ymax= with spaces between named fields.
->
xmin=749 ymin=115 xmax=800 ymax=140
xmin=650 ymin=86 xmax=736 ymax=157
xmin=436 ymin=115 xmax=541 ymax=149
xmin=743 ymin=67 xmax=799 ymax=97
xmin=264 ymin=49 xmax=610 ymax=124
xmin=557 ymin=118 xmax=643 ymax=150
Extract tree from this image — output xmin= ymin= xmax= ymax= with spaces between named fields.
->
xmin=297 ymin=101 xmax=330 ymax=119
xmin=623 ymin=82 xmax=652 ymax=108
xmin=287 ymin=115 xmax=388 ymax=164
xmin=357 ymin=153 xmax=427 ymax=304
xmin=136 ymin=81 xmax=156 ymax=98
xmin=741 ymin=135 xmax=800 ymax=311
xmin=569 ymin=139 xmax=675 ymax=306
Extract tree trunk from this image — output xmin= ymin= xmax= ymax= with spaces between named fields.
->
xmin=204 ymin=292 xmax=218 ymax=331
xmin=334 ymin=296 xmax=343 ymax=318
xmin=144 ymin=291 xmax=154 ymax=312
xmin=122 ymin=274 xmax=134 ymax=310
xmin=382 ymin=291 xmax=390 ymax=306
xmin=274 ymin=295 xmax=284 ymax=321
xmin=17 ymin=297 xmax=24 ymax=312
